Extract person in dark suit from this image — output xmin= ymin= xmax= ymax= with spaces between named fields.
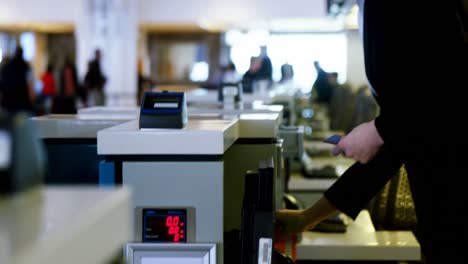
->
xmin=275 ymin=2 xmax=467 ymax=263
xmin=0 ymin=46 xmax=35 ymax=114
xmin=84 ymin=49 xmax=106 ymax=106
xmin=312 ymin=60 xmax=332 ymax=105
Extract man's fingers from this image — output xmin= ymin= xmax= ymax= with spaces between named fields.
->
xmin=332 ymin=146 xmax=343 ymax=156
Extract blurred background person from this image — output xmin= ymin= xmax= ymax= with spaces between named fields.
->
xmin=40 ymin=64 xmax=57 ymax=114
xmin=0 ymin=46 xmax=36 ymax=114
xmin=279 ymin=63 xmax=294 ymax=84
xmin=312 ymin=60 xmax=333 ymax=105
xmin=256 ymin=46 xmax=273 ymax=83
xmin=60 ymin=56 xmax=80 ymax=99
xmin=84 ymin=48 xmax=106 ymax=106
xmin=41 ymin=64 xmax=56 ymax=98
xmin=241 ymin=56 xmax=262 ymax=93
xmin=221 ymin=61 xmax=241 ymax=84
xmin=48 ymin=55 xmax=81 ymax=113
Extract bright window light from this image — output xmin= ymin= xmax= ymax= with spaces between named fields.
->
xmin=0 ymin=48 xmax=3 ymax=63
xmin=229 ymin=33 xmax=347 ymax=93
xmin=224 ymin=30 xmax=243 ymax=46
xmin=190 ymin=61 xmax=209 ymax=82
xmin=19 ymin=32 xmax=35 ymax=62
xmin=247 ymin=29 xmax=269 ymax=46
xmin=230 ymin=45 xmax=261 ymax=75
xmin=268 ymin=33 xmax=347 ymax=93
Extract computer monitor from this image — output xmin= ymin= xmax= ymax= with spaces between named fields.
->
xmin=240 ymin=159 xmax=275 ymax=264
xmin=126 ymin=243 xmax=216 ymax=264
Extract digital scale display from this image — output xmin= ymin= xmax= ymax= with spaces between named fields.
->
xmin=143 ymin=209 xmax=187 ymax=243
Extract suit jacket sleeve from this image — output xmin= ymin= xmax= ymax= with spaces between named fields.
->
xmin=324 ymin=148 xmax=403 ymax=220
xmin=363 ymin=2 xmax=462 ymax=157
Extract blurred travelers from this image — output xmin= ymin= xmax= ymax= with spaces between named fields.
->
xmin=41 ymin=64 xmax=56 ymax=98
xmin=312 ymin=60 xmax=333 ymax=105
xmin=241 ymin=56 xmax=262 ymax=93
xmin=221 ymin=61 xmax=241 ymax=84
xmin=256 ymin=46 xmax=273 ymax=83
xmin=40 ymin=64 xmax=57 ymax=114
xmin=0 ymin=46 xmax=35 ymax=114
xmin=84 ymin=49 xmax=106 ymax=106
xmin=60 ymin=56 xmax=80 ymax=98
xmin=50 ymin=56 xmax=80 ymax=114
xmin=279 ymin=63 xmax=294 ymax=83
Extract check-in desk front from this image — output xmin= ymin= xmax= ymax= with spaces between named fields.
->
xmin=31 ymin=114 xmax=131 ymax=184
xmin=97 ymin=114 xmax=283 ymax=264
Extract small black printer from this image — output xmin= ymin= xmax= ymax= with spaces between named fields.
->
xmin=139 ymin=91 xmax=188 ymax=129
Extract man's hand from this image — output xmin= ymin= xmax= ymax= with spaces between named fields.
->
xmin=275 ymin=209 xmax=310 ymax=238
xmin=332 ymin=120 xmax=384 ymax=164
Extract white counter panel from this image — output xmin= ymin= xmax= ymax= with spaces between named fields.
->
xmin=77 ymin=106 xmax=139 ymax=120
xmin=238 ymin=113 xmax=281 ymax=138
xmin=296 ymin=210 xmax=420 ymax=261
xmin=32 ymin=114 xmax=125 ymax=138
xmin=0 ymin=186 xmax=131 ymax=264
xmin=97 ymin=119 xmax=238 ymax=155
xmin=188 ymin=101 xmax=283 ymax=115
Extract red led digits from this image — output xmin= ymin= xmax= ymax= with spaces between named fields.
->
xmin=165 ymin=216 xmax=173 ymax=227
xmin=166 ymin=215 xmax=184 ymax=242
xmin=168 ymin=226 xmax=174 ymax=234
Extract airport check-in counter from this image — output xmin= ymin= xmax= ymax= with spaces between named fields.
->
xmin=78 ymin=104 xmax=294 ymax=212
xmin=84 ymin=102 xmax=297 ymax=203
xmin=30 ymin=104 xmax=298 ymax=190
xmin=31 ymin=103 xmax=300 ymax=263
xmin=29 ymin=105 xmax=420 ymax=261
xmin=31 ymin=114 xmax=132 ymax=184
xmin=76 ymin=106 xmax=139 ymax=120
xmin=97 ymin=112 xmax=284 ymax=264
xmin=187 ymin=101 xmax=304 ymax=199
xmin=186 ymin=87 xmax=297 ymax=126
xmin=187 ymin=100 xmax=283 ymax=115
xmin=186 ymin=88 xmax=272 ymax=105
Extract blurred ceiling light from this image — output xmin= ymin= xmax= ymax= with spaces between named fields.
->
xmin=269 ymin=18 xmax=344 ymax=32
xmin=247 ymin=29 xmax=270 ymax=46
xmin=344 ymin=4 xmax=359 ymax=29
xmin=224 ymin=29 xmax=243 ymax=46
xmin=19 ymin=32 xmax=35 ymax=62
xmin=198 ymin=19 xmax=232 ymax=32
xmin=190 ymin=62 xmax=209 ymax=82
xmin=224 ymin=29 xmax=270 ymax=47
